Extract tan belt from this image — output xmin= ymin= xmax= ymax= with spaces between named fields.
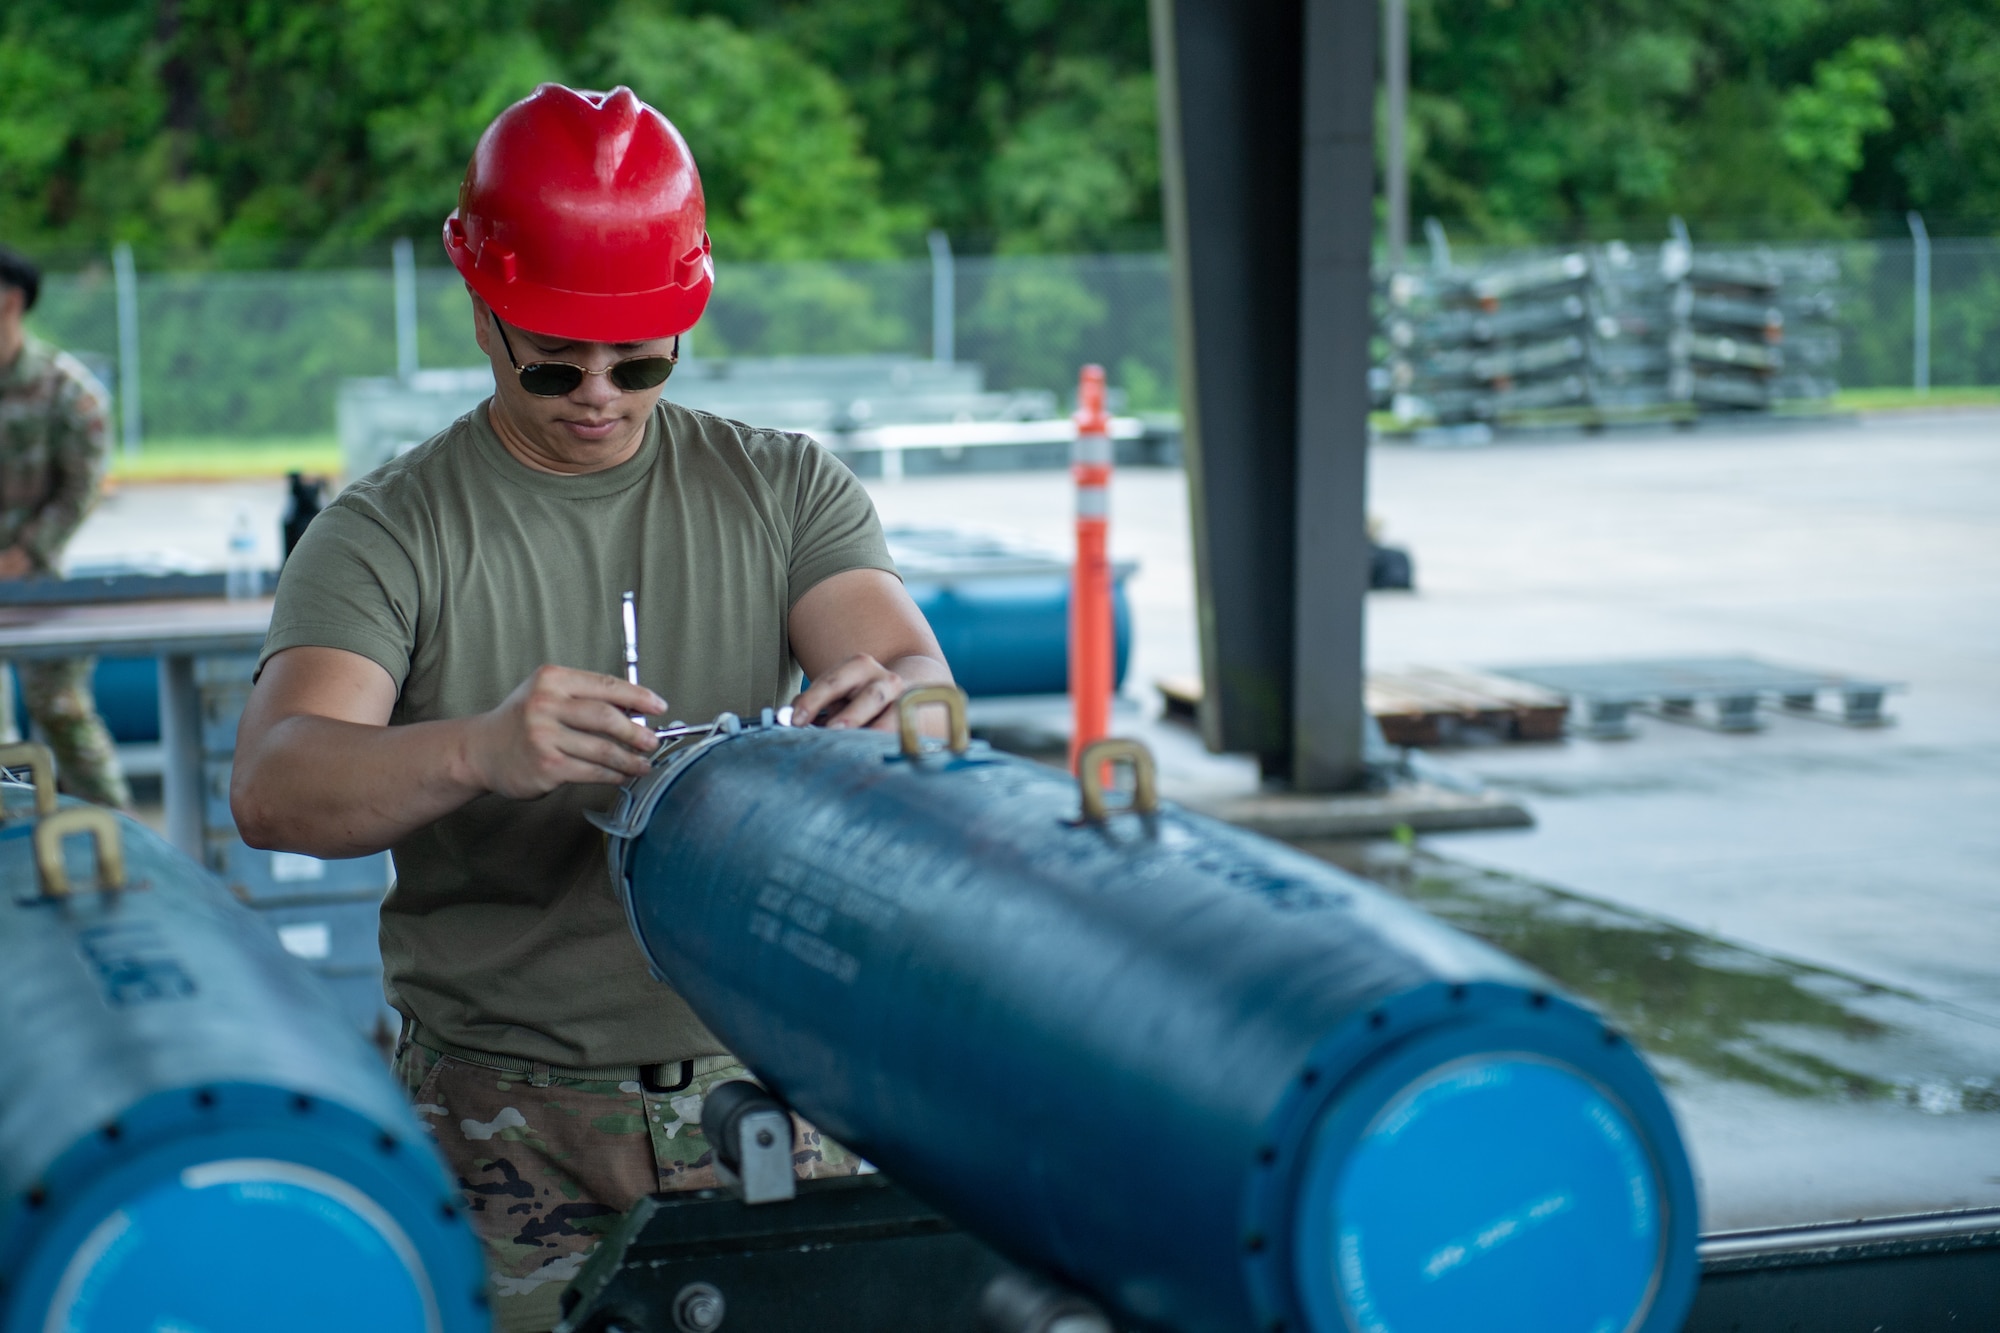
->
xmin=404 ymin=1019 xmax=739 ymax=1091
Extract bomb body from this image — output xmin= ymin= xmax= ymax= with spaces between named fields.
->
xmin=604 ymin=716 xmax=1701 ymax=1333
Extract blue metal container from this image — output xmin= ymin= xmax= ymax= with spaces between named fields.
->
xmin=0 ymin=767 xmax=486 ymax=1333
xmin=601 ymin=709 xmax=1699 ymax=1333
xmin=10 ymin=658 xmax=160 ymax=746
xmin=16 ymin=528 xmax=1139 ymax=735
xmin=906 ymin=577 xmax=1132 ymax=697
xmin=888 ymin=528 xmax=1132 ymax=698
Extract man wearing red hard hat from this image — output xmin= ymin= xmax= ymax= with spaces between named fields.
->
xmin=233 ymin=84 xmax=952 ymax=1330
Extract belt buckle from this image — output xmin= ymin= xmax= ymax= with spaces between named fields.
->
xmin=641 ymin=1060 xmax=693 ymax=1094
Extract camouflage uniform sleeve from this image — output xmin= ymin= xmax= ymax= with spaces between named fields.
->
xmin=16 ymin=364 xmax=111 ymax=571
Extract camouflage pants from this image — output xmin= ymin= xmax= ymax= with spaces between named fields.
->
xmin=395 ymin=1035 xmax=861 ymax=1333
xmin=0 ymin=658 xmax=129 ymax=810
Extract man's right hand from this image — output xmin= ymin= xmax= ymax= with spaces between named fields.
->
xmin=235 ymin=648 xmax=672 ymax=856
xmin=236 ymin=648 xmax=671 ymax=858
xmin=466 ymin=666 xmax=665 ymax=798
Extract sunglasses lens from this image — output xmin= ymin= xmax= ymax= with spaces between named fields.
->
xmin=610 ymin=356 xmax=677 ymax=392
xmin=519 ymin=363 xmax=584 ymax=397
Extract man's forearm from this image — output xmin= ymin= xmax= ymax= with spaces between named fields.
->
xmin=236 ymin=655 xmax=663 ymax=858
xmin=231 ymin=713 xmax=486 ymax=859
xmin=889 ymin=653 xmax=953 ymax=687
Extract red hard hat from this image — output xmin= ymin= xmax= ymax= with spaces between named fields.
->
xmin=444 ymin=83 xmax=713 ymax=342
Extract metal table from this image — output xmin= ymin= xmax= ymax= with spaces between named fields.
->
xmin=0 ymin=597 xmax=271 ymax=856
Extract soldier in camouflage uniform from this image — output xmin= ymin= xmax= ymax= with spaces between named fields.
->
xmin=394 ymin=1038 xmax=858 ymax=1333
xmin=0 ymin=247 xmax=128 ymax=810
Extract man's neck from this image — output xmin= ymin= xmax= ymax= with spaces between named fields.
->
xmin=0 ymin=328 xmax=25 ymax=373
xmin=484 ymin=398 xmax=646 ymax=476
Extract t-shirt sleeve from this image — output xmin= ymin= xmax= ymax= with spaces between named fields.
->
xmin=258 ymin=503 xmax=422 ymax=687
xmin=785 ymin=440 xmax=898 ymax=607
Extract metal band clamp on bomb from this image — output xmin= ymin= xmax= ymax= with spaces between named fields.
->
xmin=0 ymin=742 xmax=488 ymax=1333
xmin=590 ymin=689 xmax=1702 ymax=1333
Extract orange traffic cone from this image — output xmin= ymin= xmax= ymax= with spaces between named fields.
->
xmin=1069 ymin=365 xmax=1114 ymax=774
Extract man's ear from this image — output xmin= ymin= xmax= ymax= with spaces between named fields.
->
xmin=468 ymin=289 xmax=492 ymax=357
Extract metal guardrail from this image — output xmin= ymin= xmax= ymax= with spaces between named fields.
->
xmin=337 ymin=360 xmax=1177 ymax=482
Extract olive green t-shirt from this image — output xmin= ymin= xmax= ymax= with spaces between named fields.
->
xmin=261 ymin=398 xmax=896 ymax=1067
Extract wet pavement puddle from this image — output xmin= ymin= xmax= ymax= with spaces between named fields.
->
xmin=1300 ymin=840 xmax=2000 ymax=1228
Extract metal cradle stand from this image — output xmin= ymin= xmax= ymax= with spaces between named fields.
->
xmin=1687 ymin=1209 xmax=2000 ymax=1333
xmin=559 ymin=1187 xmax=2000 ymax=1333
xmin=554 ymin=1175 xmax=1116 ymax=1333
xmin=557 ymin=1081 xmax=1117 ymax=1333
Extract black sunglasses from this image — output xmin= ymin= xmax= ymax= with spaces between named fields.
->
xmin=491 ymin=314 xmax=679 ymax=397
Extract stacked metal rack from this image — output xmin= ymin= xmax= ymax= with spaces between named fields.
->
xmin=1671 ymin=245 xmax=1842 ymax=409
xmin=1380 ymin=231 xmax=1841 ymax=427
xmin=1381 ymin=253 xmax=1596 ymax=424
xmin=1591 ymin=241 xmax=1685 ymax=412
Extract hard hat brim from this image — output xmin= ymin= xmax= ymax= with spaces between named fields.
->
xmin=444 ymin=218 xmax=712 ymax=344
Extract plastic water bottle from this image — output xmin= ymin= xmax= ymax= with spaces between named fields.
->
xmin=225 ymin=512 xmax=260 ymax=601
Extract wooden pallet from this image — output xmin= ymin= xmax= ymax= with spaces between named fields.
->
xmin=1488 ymin=657 xmax=1900 ymax=737
xmin=1156 ymin=668 xmax=1568 ymax=747
xmin=1156 ymin=675 xmax=1205 ymax=722
xmin=1367 ymin=666 xmax=1569 ymax=746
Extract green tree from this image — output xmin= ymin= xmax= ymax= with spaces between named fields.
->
xmin=694 ymin=0 xmax=1161 ymax=250
xmin=0 ymin=1 xmax=169 ymax=260
xmin=0 ymin=0 xmax=928 ymax=264
xmin=578 ymin=6 xmax=919 ymax=261
xmin=1883 ymin=11 xmax=2000 ymax=222
xmin=1779 ymin=37 xmax=1906 ymax=201
xmin=986 ymin=58 xmax=1160 ymax=253
xmin=9 ymin=0 xmax=2000 ymax=267
xmin=1403 ymin=0 xmax=2000 ymax=239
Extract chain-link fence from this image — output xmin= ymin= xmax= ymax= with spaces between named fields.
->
xmin=33 ymin=267 xmax=403 ymax=443
xmin=1839 ymin=239 xmax=2000 ymax=388
xmin=23 ymin=239 xmax=1998 ymax=447
xmin=28 ymin=251 xmax=1180 ymax=447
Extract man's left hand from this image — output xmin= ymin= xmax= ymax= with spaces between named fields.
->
xmin=787 ymin=567 xmax=952 ymax=732
xmin=0 ymin=546 xmax=35 ymax=580
xmin=789 ymin=654 xmax=917 ymax=732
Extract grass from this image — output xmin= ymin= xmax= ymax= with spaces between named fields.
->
xmin=1834 ymin=386 xmax=2000 ymax=414
xmin=108 ymin=435 xmax=341 ymax=482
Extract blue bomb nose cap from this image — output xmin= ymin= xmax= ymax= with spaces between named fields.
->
xmin=1296 ymin=1055 xmax=1664 ymax=1333
xmin=44 ymin=1158 xmax=438 ymax=1333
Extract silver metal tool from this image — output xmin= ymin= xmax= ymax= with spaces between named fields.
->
xmin=621 ymin=590 xmax=646 ymax=723
xmin=652 ymin=722 xmax=719 ymax=743
xmin=651 ymin=705 xmax=792 ymax=748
